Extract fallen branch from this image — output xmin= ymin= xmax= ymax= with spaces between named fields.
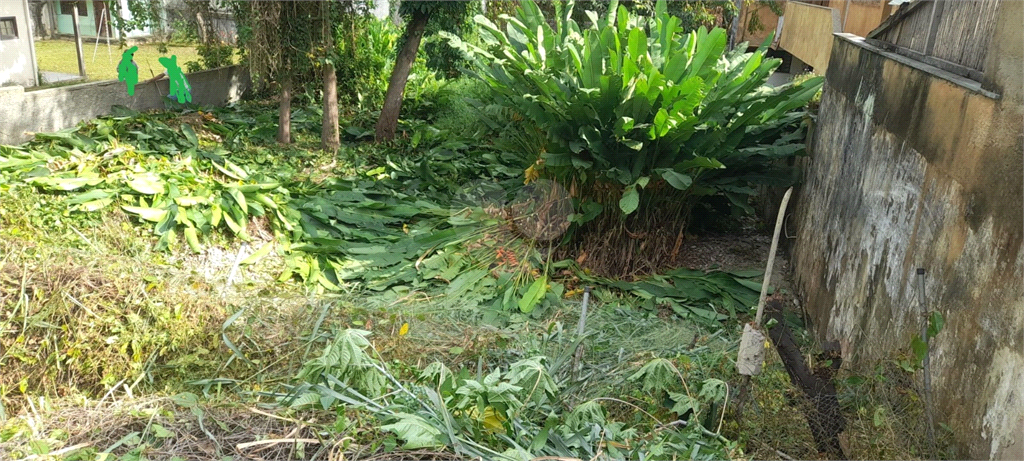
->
xmin=765 ymin=298 xmax=846 ymax=459
xmin=14 ymin=443 xmax=91 ymax=461
xmin=237 ymin=438 xmax=321 ymax=450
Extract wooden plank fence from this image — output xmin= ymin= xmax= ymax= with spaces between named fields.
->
xmin=866 ymin=0 xmax=998 ymax=81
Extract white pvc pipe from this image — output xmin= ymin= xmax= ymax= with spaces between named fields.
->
xmin=755 ymin=187 xmax=794 ymax=326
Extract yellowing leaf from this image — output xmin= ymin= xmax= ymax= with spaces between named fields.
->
xmin=481 ymin=406 xmax=506 ymax=433
xmin=183 ymin=227 xmax=201 ymax=253
xmin=175 ymin=196 xmax=207 ymax=206
xmin=121 ymin=205 xmax=168 ymax=223
xmin=524 ymin=164 xmax=540 ymax=184
xmin=241 ymin=241 xmax=274 ymax=265
xmin=126 ymin=173 xmax=165 ymax=195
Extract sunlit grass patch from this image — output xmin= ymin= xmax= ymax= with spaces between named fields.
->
xmin=32 ymin=39 xmax=213 ymax=83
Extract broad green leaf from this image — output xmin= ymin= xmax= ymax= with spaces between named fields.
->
xmin=658 ymin=169 xmax=693 ymax=190
xmin=627 ymin=27 xmax=647 ymax=63
xmin=381 ymin=413 xmax=443 ymax=449
xmin=911 ymin=334 xmax=928 ymax=365
xmin=619 ymin=185 xmax=639 ymax=215
xmin=669 ymin=392 xmax=700 ymax=417
xmin=181 ymin=124 xmax=199 ymax=147
xmin=735 ymin=278 xmax=762 ymax=292
xmin=67 ymin=188 xmax=113 ymax=204
xmin=622 ymin=139 xmax=643 ymax=151
xmin=518 ymin=275 xmax=548 ymax=313
xmin=26 ymin=176 xmax=101 ymax=191
xmin=676 ymin=157 xmax=725 ymax=170
xmin=927 ymin=311 xmax=944 ymax=338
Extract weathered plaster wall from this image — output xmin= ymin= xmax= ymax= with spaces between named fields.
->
xmin=790 ymin=5 xmax=1023 ymax=456
xmin=0 ymin=65 xmax=251 ymax=145
xmin=780 ymin=1 xmax=841 ymax=73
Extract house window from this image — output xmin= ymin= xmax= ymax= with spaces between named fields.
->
xmin=0 ymin=17 xmax=17 ymax=40
xmin=60 ymin=1 xmax=88 ymax=16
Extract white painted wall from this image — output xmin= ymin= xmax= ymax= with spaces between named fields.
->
xmin=0 ymin=0 xmax=40 ymax=87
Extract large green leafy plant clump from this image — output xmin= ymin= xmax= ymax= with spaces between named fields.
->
xmin=450 ymin=0 xmax=822 ymax=259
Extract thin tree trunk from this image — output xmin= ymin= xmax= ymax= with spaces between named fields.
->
xmin=195 ymin=11 xmax=208 ymax=43
xmin=30 ymin=1 xmax=46 ymax=38
xmin=322 ymin=62 xmax=340 ymax=152
xmin=375 ymin=9 xmax=430 ymax=142
xmin=278 ymin=76 xmax=292 ymax=144
xmin=320 ymin=0 xmax=340 ymax=153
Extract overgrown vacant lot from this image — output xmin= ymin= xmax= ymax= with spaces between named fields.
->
xmin=2 ymin=2 xmax=951 ymax=460
xmin=0 ymin=107 xmax=948 ymax=461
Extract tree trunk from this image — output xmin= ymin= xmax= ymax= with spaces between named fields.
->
xmin=278 ymin=76 xmax=292 ymax=144
xmin=765 ymin=298 xmax=847 ymax=459
xmin=322 ymin=62 xmax=340 ymax=153
xmin=375 ymin=9 xmax=430 ymax=142
xmin=30 ymin=1 xmax=47 ymax=38
xmin=195 ymin=11 xmax=208 ymax=43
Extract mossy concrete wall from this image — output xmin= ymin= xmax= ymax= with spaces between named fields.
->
xmin=0 ymin=65 xmax=250 ymax=146
xmin=790 ymin=2 xmax=1023 ymax=458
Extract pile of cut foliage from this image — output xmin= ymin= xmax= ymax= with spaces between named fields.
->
xmin=0 ymin=99 xmax=764 ymax=322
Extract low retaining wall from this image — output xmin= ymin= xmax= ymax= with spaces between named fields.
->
xmin=0 ymin=65 xmax=251 ymax=145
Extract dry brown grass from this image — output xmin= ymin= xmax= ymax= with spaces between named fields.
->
xmin=0 ymin=235 xmax=227 ymax=407
xmin=0 ymin=394 xmax=466 ymax=460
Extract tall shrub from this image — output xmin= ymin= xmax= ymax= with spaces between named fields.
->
xmin=450 ymin=0 xmax=822 ymax=237
xmin=335 ymin=16 xmax=400 ymax=109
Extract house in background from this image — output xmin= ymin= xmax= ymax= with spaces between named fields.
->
xmin=43 ymin=0 xmax=157 ymax=40
xmin=0 ymin=0 xmax=41 ymax=87
xmin=735 ymin=0 xmax=896 ymax=76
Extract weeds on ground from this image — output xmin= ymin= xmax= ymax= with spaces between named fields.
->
xmin=836 ymin=359 xmax=958 ymax=460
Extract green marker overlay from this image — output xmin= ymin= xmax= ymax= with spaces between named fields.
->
xmin=158 ymin=55 xmax=192 ymax=103
xmin=117 ymin=46 xmax=139 ymax=96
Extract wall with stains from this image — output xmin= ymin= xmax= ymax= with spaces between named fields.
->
xmin=790 ymin=2 xmax=1023 ymax=458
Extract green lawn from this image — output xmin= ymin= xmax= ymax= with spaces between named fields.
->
xmin=33 ymin=39 xmax=205 ymax=82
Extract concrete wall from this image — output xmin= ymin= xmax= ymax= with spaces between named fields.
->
xmin=0 ymin=0 xmax=40 ymax=87
xmin=0 ymin=65 xmax=250 ymax=145
xmin=790 ymin=0 xmax=1024 ymax=457
xmin=779 ymin=1 xmax=841 ymax=73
